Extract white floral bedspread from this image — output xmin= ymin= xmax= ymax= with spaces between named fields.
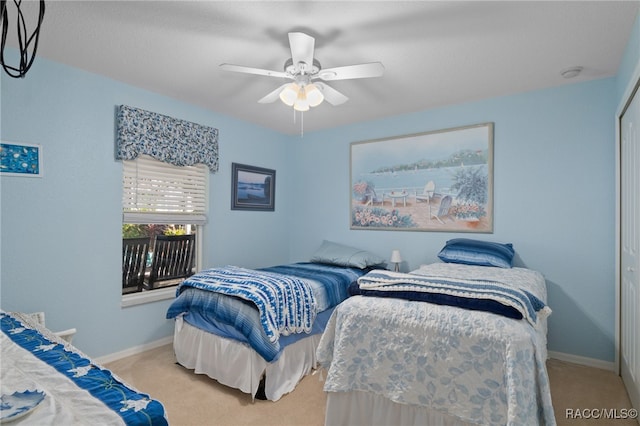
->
xmin=1 ymin=311 xmax=168 ymax=425
xmin=316 ymin=263 xmax=556 ymax=426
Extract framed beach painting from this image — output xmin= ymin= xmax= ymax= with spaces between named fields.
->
xmin=0 ymin=141 xmax=43 ymax=177
xmin=350 ymin=122 xmax=494 ymax=232
xmin=231 ymin=162 xmax=276 ymax=211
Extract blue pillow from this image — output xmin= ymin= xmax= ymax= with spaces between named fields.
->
xmin=437 ymin=238 xmax=515 ymax=268
xmin=310 ymin=240 xmax=386 ymax=269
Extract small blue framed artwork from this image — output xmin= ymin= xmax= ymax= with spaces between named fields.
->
xmin=231 ymin=162 xmax=275 ymax=211
xmin=0 ymin=142 xmax=43 ymax=177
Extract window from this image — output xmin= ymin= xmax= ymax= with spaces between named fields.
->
xmin=122 ymin=155 xmax=208 ymax=296
xmin=115 ymin=105 xmax=217 ymax=304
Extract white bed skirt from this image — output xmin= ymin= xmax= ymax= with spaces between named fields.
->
xmin=173 ymin=317 xmax=320 ymax=401
xmin=325 ymin=391 xmax=477 ymax=426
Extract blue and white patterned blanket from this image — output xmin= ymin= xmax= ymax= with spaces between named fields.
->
xmin=356 ymin=270 xmax=548 ymax=325
xmin=1 ymin=311 xmax=168 ymax=425
xmin=317 ymin=263 xmax=556 ymax=426
xmin=177 ymin=265 xmax=317 ymax=343
xmin=167 ymin=262 xmax=367 ymax=362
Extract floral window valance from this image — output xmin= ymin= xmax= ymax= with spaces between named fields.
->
xmin=116 ymin=105 xmax=219 ymax=172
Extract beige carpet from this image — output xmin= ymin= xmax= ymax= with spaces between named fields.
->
xmin=106 ymin=344 xmax=637 ymax=426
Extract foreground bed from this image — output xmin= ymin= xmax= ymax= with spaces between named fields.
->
xmin=1 ymin=311 xmax=168 ymax=425
xmin=317 ymin=260 xmax=556 ymax=426
xmin=166 ymin=246 xmax=382 ymax=401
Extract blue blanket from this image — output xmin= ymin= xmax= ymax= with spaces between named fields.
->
xmin=177 ymin=265 xmax=316 ymax=343
xmin=166 ymin=263 xmax=367 ymax=362
xmin=1 ymin=312 xmax=168 ymax=425
xmin=355 ymin=270 xmax=546 ymax=325
xmin=260 ymin=262 xmax=363 ymax=308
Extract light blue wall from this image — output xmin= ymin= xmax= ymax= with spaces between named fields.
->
xmin=288 ymin=79 xmax=618 ymax=362
xmin=1 ymin=55 xmax=292 ymax=357
xmin=1 ymin=12 xmax=638 ymax=362
xmin=286 ymin=12 xmax=640 ymax=364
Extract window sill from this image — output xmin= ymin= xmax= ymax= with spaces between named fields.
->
xmin=121 ymin=287 xmax=175 ymax=308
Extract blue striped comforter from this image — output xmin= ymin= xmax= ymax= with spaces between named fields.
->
xmin=178 ymin=265 xmax=317 ymax=343
xmin=356 ymin=270 xmax=548 ymax=325
xmin=166 ymin=262 xmax=367 ymax=362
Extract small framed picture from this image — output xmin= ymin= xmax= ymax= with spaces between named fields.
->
xmin=0 ymin=142 xmax=43 ymax=177
xmin=231 ymin=162 xmax=275 ymax=211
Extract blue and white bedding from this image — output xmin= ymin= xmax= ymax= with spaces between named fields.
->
xmin=175 ymin=265 xmax=318 ymax=343
xmin=351 ymin=269 xmax=549 ymax=325
xmin=1 ymin=311 xmax=168 ymax=425
xmin=166 ymin=262 xmax=368 ymax=362
xmin=317 ymin=263 xmax=556 ymax=426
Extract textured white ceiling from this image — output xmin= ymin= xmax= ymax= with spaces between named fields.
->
xmin=4 ymin=1 xmax=639 ymax=134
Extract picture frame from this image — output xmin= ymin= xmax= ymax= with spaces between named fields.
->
xmin=0 ymin=141 xmax=43 ymax=177
xmin=231 ymin=163 xmax=276 ymax=211
xmin=350 ymin=122 xmax=494 ymax=232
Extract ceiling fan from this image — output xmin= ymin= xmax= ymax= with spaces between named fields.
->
xmin=220 ymin=32 xmax=385 ymax=112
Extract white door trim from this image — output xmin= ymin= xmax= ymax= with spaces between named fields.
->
xmin=615 ymin=59 xmax=640 ymax=376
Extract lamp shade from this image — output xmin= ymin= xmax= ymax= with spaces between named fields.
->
xmin=390 ymin=250 xmax=402 ymax=263
xmin=279 ymin=83 xmax=299 ymax=106
xmin=305 ymin=83 xmax=324 ymax=107
xmin=293 ymin=87 xmax=310 ymax=112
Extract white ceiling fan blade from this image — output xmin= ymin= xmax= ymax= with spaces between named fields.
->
xmin=220 ymin=63 xmax=289 ymax=79
xmin=315 ymin=83 xmax=349 ymax=106
xmin=288 ymin=32 xmax=315 ymax=71
xmin=317 ymin=62 xmax=385 ymax=81
xmin=257 ymin=84 xmax=290 ymax=104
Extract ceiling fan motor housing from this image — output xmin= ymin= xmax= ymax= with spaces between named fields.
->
xmin=284 ymin=58 xmax=322 ymax=77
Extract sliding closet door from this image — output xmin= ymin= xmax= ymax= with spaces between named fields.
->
xmin=621 ymin=77 xmax=640 ymax=412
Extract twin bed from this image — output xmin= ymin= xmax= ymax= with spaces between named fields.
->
xmin=166 ymin=240 xmax=385 ymax=401
xmin=317 ymin=261 xmax=555 ymax=425
xmin=165 ymin=238 xmax=556 ymax=425
xmin=1 ymin=311 xmax=168 ymax=425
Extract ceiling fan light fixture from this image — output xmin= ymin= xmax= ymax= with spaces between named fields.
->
xmin=293 ymin=87 xmax=310 ymax=112
xmin=306 ymin=83 xmax=324 ymax=107
xmin=221 ymin=31 xmax=384 ymax=124
xmin=279 ymin=83 xmax=300 ymax=106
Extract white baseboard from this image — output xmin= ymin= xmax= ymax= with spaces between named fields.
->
xmin=548 ymin=350 xmax=615 ymax=372
xmin=94 ymin=336 xmax=173 ymax=365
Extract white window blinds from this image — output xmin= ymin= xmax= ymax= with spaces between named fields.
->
xmin=123 ymin=155 xmax=208 ymax=224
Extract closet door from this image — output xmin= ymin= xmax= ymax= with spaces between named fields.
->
xmin=621 ymin=78 xmax=640 ymax=412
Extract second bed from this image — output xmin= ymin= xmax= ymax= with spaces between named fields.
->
xmin=317 ymin=259 xmax=556 ymax=425
xmin=166 ymin=243 xmax=384 ymax=401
